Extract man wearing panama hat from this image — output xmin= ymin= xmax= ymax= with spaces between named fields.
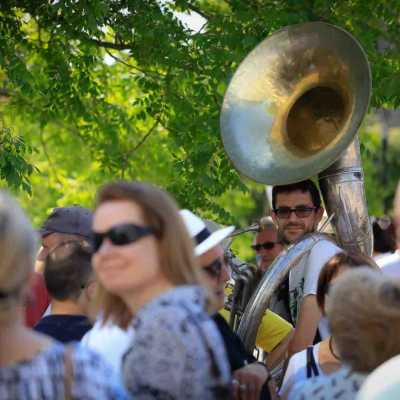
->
xmin=180 ymin=209 xmax=274 ymax=400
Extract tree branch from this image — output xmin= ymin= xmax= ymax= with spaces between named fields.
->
xmin=104 ymin=49 xmax=166 ymax=78
xmin=132 ymin=118 xmax=161 ymax=152
xmin=39 ymin=128 xmax=63 ymax=186
xmin=86 ymin=37 xmax=132 ymax=50
xmin=185 ymin=4 xmax=212 ymax=21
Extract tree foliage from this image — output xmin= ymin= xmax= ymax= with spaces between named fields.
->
xmin=0 ymin=0 xmax=399 ymax=228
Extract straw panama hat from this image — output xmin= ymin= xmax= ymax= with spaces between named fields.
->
xmin=180 ymin=209 xmax=235 ymax=256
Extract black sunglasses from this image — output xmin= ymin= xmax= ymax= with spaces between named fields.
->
xmin=91 ymin=223 xmax=154 ymax=252
xmin=202 ymin=259 xmax=223 ymax=279
xmin=273 ymin=206 xmax=317 ymax=219
xmin=251 ymin=241 xmax=279 ymax=251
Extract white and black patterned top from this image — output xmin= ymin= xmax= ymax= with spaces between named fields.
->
xmin=122 ymin=285 xmax=231 ymax=399
xmin=0 ymin=342 xmax=128 ymax=400
xmin=291 ymin=366 xmax=367 ymax=400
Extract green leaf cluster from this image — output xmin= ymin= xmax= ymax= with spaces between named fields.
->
xmin=0 ymin=0 xmax=398 ymax=234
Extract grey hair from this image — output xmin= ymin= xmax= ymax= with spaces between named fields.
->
xmin=327 ymin=268 xmax=400 ymax=373
xmin=0 ymin=191 xmax=37 ymax=315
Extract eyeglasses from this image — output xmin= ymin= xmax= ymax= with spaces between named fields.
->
xmin=91 ymin=223 xmax=154 ymax=252
xmin=202 ymin=259 xmax=223 ymax=279
xmin=251 ymin=241 xmax=279 ymax=251
xmin=273 ymin=206 xmax=317 ymax=219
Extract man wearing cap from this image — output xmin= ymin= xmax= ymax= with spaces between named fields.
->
xmin=25 ymin=206 xmax=92 ymax=327
xmin=180 ymin=209 xmax=274 ymax=400
xmin=37 ymin=205 xmax=93 ymax=264
xmin=34 ymin=241 xmax=95 ymax=342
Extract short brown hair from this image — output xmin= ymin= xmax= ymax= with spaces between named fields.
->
xmin=44 ymin=241 xmax=93 ymax=301
xmin=272 ymin=179 xmax=321 ymax=210
xmin=94 ymin=181 xmax=205 ymax=328
xmin=316 ymin=251 xmax=379 ymax=314
xmin=327 ymin=268 xmax=400 ymax=373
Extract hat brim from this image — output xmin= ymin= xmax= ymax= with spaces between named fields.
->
xmin=195 ymin=226 xmax=235 ymax=256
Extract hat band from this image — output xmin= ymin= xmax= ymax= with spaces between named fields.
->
xmin=194 ymin=227 xmax=211 ymax=245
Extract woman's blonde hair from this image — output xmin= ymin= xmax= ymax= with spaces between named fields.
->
xmin=94 ymin=181 xmax=206 ymax=328
xmin=327 ymin=268 xmax=400 ymax=373
xmin=0 ymin=191 xmax=37 ymax=321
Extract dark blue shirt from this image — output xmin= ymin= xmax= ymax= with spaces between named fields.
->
xmin=34 ymin=314 xmax=92 ymax=343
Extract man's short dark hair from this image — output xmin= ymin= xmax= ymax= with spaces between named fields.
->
xmin=272 ymin=179 xmax=322 ymax=210
xmin=44 ymin=241 xmax=93 ymax=301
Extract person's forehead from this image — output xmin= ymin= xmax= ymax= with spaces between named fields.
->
xmin=255 ymin=228 xmax=278 ymax=243
xmin=198 ymin=245 xmax=224 ymax=266
xmin=275 ymin=190 xmax=314 ymax=206
xmin=93 ymin=200 xmax=144 ymax=231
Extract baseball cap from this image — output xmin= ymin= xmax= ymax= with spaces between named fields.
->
xmin=40 ymin=206 xmax=93 ymax=239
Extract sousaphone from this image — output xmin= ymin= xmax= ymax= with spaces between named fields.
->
xmin=220 ymin=22 xmax=373 ymax=350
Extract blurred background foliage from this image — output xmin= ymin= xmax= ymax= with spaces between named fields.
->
xmin=0 ymin=0 xmax=399 ymax=261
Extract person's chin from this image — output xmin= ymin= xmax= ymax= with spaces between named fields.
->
xmin=284 ymin=230 xmax=304 ymax=243
xmin=214 ymin=289 xmax=225 ymax=309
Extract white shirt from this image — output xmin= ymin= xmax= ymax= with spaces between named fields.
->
xmin=292 ymin=366 xmax=366 ymax=400
xmin=289 ymin=238 xmax=341 ymax=338
xmin=81 ymin=319 xmax=133 ymax=382
xmin=280 ymin=343 xmax=323 ymax=399
xmin=376 ymin=250 xmax=400 ymax=279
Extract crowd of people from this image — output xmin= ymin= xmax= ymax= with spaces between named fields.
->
xmin=0 ymin=177 xmax=400 ymax=399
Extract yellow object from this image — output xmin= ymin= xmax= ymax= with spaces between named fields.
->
xmin=220 ymin=287 xmax=293 ymax=353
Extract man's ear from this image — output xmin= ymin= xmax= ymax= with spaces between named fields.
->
xmin=271 ymin=211 xmax=278 ymax=225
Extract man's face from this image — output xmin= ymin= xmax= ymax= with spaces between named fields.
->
xmin=253 ymin=228 xmax=283 ymax=272
xmin=272 ymin=190 xmax=323 ymax=244
xmin=198 ymin=245 xmax=230 ymax=310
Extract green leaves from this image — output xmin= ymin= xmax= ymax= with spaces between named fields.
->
xmin=0 ymin=129 xmax=35 ymax=193
xmin=0 ymin=0 xmax=399 ymax=229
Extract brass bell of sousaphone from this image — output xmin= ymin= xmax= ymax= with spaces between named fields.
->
xmin=220 ymin=21 xmax=373 ymax=351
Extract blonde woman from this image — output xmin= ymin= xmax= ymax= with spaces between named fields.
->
xmin=0 ymin=191 xmax=127 ymax=399
xmin=91 ymin=181 xmax=231 ymax=399
xmin=292 ymin=267 xmax=400 ymax=400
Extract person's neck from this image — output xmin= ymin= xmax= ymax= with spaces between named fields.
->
xmin=0 ymin=306 xmax=52 ymax=366
xmin=0 ymin=307 xmax=25 ymax=340
xmin=318 ymin=336 xmax=342 ymax=374
xmin=122 ymin=279 xmax=175 ymax=315
xmin=51 ymin=299 xmax=85 ymax=316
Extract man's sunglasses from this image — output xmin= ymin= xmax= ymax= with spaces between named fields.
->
xmin=273 ymin=206 xmax=317 ymax=219
xmin=91 ymin=223 xmax=154 ymax=252
xmin=251 ymin=241 xmax=279 ymax=251
xmin=202 ymin=259 xmax=223 ymax=279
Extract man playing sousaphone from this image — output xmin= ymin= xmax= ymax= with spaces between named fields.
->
xmin=271 ymin=179 xmax=342 ymax=355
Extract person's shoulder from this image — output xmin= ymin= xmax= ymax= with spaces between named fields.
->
xmin=288 ymin=347 xmax=308 ymax=368
xmin=291 ymin=367 xmax=354 ymax=400
xmin=311 ymin=237 xmax=341 ymax=253
xmin=71 ymin=344 xmax=128 ymax=398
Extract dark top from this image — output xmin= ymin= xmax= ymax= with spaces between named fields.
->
xmin=212 ymin=313 xmax=255 ymax=371
xmin=213 ymin=313 xmax=271 ymax=400
xmin=34 ymin=314 xmax=92 ymax=343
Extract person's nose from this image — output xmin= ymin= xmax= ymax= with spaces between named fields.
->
xmin=288 ymin=210 xmax=299 ymax=222
xmin=218 ymin=261 xmax=230 ymax=284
